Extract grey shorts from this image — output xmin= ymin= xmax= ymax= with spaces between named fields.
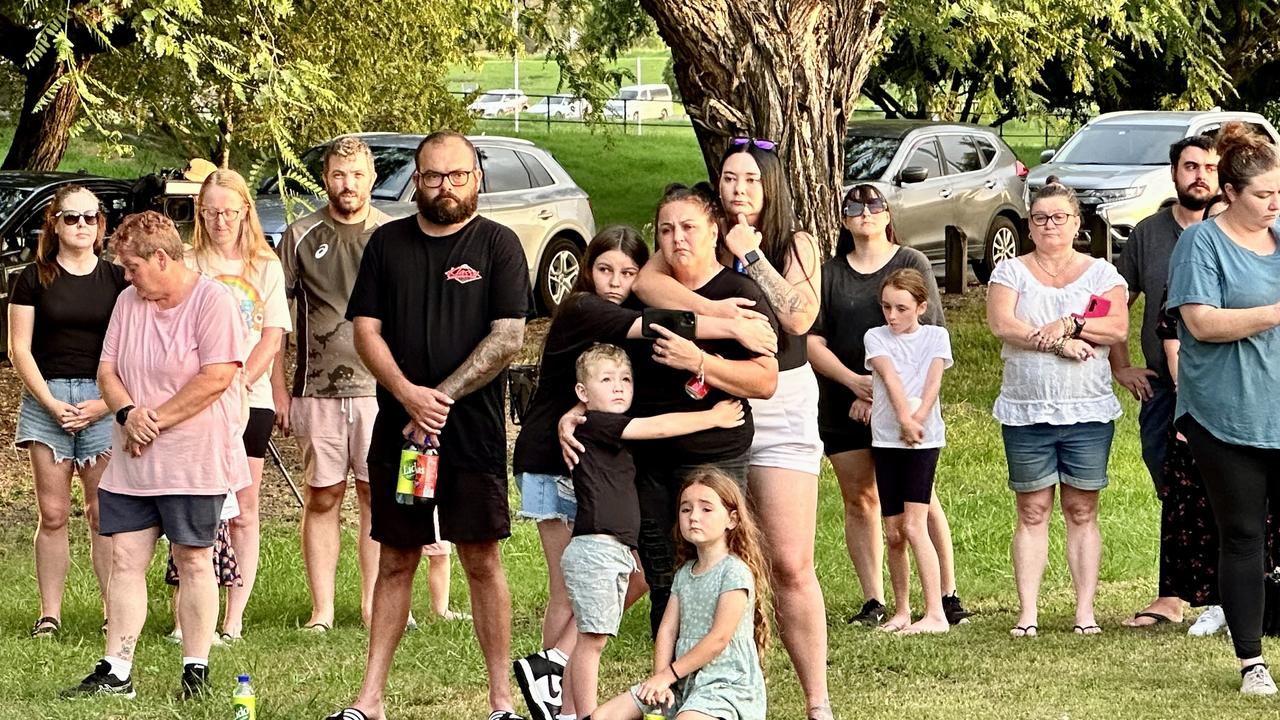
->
xmin=97 ymin=489 xmax=225 ymax=547
xmin=562 ymin=534 xmax=636 ymax=636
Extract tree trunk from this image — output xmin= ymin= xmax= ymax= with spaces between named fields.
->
xmin=1 ymin=55 xmax=92 ymax=171
xmin=639 ymin=0 xmax=888 ymax=254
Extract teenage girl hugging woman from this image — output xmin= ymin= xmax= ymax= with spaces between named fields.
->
xmin=512 ymin=226 xmax=775 ymax=720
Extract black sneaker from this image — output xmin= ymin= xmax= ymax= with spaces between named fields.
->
xmin=488 ymin=712 xmax=527 ymax=720
xmin=61 ymin=660 xmax=135 ymax=699
xmin=943 ymin=594 xmax=974 ymax=625
xmin=512 ymin=650 xmax=564 ymax=720
xmin=179 ymin=663 xmax=209 ymax=700
xmin=847 ymin=599 xmax=886 ymax=626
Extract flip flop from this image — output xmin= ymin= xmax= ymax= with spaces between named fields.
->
xmin=30 ymin=616 xmax=60 ymax=639
xmin=1073 ymin=624 xmax=1103 ymax=635
xmin=1010 ymin=624 xmax=1037 ymax=637
xmin=1124 ymin=611 xmax=1178 ymax=627
xmin=302 ymin=622 xmax=331 ymax=633
xmin=324 ymin=709 xmax=369 ymax=720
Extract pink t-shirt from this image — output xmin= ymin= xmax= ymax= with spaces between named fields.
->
xmin=99 ymin=276 xmax=250 ymax=496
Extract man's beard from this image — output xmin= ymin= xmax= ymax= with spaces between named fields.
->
xmin=418 ymin=188 xmax=478 ymax=225
xmin=1176 ymin=183 xmax=1214 ymax=212
xmin=327 ymin=189 xmax=368 ymax=218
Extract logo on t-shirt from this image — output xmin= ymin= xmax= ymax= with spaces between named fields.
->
xmin=314 ymin=243 xmax=329 ymax=259
xmin=444 ymin=264 xmax=482 ymax=284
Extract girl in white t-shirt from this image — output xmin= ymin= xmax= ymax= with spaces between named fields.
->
xmin=863 ymin=268 xmax=954 ymax=635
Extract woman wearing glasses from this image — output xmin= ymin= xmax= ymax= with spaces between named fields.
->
xmin=11 ymin=185 xmax=128 ymax=638
xmin=809 ymin=184 xmax=970 ymax=631
xmin=986 ymin=178 xmax=1128 ymax=637
xmin=186 ymin=169 xmax=291 ymax=641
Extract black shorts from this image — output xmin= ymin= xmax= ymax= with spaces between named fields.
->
xmin=821 ymin=421 xmax=873 ymax=456
xmin=872 ymin=447 xmax=940 ymax=517
xmin=368 ymin=460 xmax=511 ymax=548
xmin=97 ymin=488 xmax=225 ymax=547
xmin=243 ymin=408 xmax=276 ymax=459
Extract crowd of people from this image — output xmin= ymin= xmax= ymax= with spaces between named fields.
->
xmin=13 ymin=121 xmax=1280 ymax=718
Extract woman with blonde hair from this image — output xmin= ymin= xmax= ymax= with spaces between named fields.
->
xmin=187 ymin=168 xmax=291 ymax=640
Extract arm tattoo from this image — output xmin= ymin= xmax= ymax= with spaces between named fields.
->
xmin=436 ymin=318 xmax=525 ymax=400
xmin=746 ymin=259 xmax=814 ymax=318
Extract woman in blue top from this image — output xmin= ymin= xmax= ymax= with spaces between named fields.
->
xmin=1166 ymin=121 xmax=1280 ymax=696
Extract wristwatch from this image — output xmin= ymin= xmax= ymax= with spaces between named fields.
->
xmin=743 ymin=249 xmax=762 ymax=267
xmin=115 ymin=405 xmax=135 ymax=426
xmin=1070 ymin=316 xmax=1085 ymax=338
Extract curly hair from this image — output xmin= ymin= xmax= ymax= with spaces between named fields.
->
xmin=35 ymin=185 xmax=106 ymax=288
xmin=112 ymin=210 xmax=183 ymax=261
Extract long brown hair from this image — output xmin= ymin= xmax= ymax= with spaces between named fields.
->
xmin=191 ymin=169 xmax=274 ymax=274
xmin=35 ymin=185 xmax=106 ymax=288
xmin=836 ymin=183 xmax=897 ymax=256
xmin=673 ymin=468 xmax=772 ymax=661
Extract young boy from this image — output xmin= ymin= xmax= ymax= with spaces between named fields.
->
xmin=560 ymin=343 xmax=743 ymax=720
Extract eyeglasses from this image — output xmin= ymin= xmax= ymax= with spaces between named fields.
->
xmin=843 ymin=199 xmax=888 ymax=217
xmin=730 ymin=137 xmax=777 ymax=152
xmin=416 ymin=169 xmax=475 ymax=188
xmin=1030 ymin=212 xmax=1077 ymax=227
xmin=200 ymin=208 xmax=244 ymax=222
xmin=55 ymin=210 xmax=100 ymax=226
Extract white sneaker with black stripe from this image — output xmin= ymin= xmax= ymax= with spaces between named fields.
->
xmin=513 ymin=649 xmax=565 ymax=720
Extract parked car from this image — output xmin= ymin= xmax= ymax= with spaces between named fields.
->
xmin=467 ymin=89 xmax=530 ymax=118
xmin=0 ymin=171 xmax=135 ymax=355
xmin=605 ymin=84 xmax=675 ymax=121
xmin=255 ymin=133 xmax=596 ymax=314
xmin=842 ymin=120 xmax=1029 ymax=281
xmin=1028 ymin=110 xmax=1280 ymax=253
xmin=526 ymin=94 xmax=590 ymax=119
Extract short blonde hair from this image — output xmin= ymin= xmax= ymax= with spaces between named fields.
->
xmin=575 ymin=343 xmax=631 ymax=384
xmin=113 ymin=211 xmax=183 ymax=261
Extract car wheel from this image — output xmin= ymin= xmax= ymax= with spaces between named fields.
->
xmin=553 ymin=111 xmax=564 ymax=119
xmin=537 ymin=235 xmax=581 ymax=314
xmin=976 ymin=216 xmax=1020 ymax=284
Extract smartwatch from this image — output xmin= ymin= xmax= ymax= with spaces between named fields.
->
xmin=115 ymin=405 xmax=135 ymax=426
xmin=743 ymin=249 xmax=762 ymax=267
xmin=1070 ymin=316 xmax=1085 ymax=339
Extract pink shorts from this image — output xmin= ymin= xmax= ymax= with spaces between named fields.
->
xmin=291 ymin=396 xmax=378 ymax=488
xmin=423 ymin=508 xmax=451 ymax=557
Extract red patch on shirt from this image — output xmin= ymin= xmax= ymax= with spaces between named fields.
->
xmin=444 ymin=264 xmax=482 ymax=284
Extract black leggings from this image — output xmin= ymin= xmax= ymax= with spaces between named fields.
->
xmin=1181 ymin=415 xmax=1280 ymax=659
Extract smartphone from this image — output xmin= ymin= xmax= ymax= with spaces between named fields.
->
xmin=1075 ymin=294 xmax=1111 ymax=319
xmin=641 ymin=308 xmax=697 ymax=340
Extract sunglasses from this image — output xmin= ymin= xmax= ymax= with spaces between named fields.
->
xmin=843 ymin=199 xmax=888 ymax=217
xmin=55 ymin=210 xmax=101 ymax=226
xmin=731 ymin=137 xmax=777 ymax=152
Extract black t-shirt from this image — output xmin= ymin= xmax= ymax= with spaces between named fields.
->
xmin=571 ymin=410 xmax=640 ymax=546
xmin=10 ymin=260 xmax=129 ymax=379
xmin=512 ymin=292 xmax=640 ymax=476
xmin=628 ymin=268 xmax=777 ymax=464
xmin=811 ymin=247 xmax=943 ymax=433
xmin=1116 ymin=206 xmax=1182 ymax=380
xmin=775 ymin=329 xmax=808 ymax=372
xmin=346 ymin=215 xmax=530 ymax=474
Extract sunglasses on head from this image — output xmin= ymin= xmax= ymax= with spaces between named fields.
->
xmin=731 ymin=137 xmax=777 ymax=152
xmin=843 ymin=198 xmax=888 ymax=217
xmin=55 ymin=210 xmax=101 ymax=226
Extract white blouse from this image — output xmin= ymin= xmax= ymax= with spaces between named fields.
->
xmin=990 ymin=257 xmax=1126 ymax=426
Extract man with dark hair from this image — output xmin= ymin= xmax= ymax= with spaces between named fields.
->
xmin=1110 ymin=134 xmax=1218 ymax=628
xmin=326 ymin=130 xmax=530 ymax=720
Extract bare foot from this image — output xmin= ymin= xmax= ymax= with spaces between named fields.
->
xmin=878 ymin=613 xmax=911 ymax=632
xmin=899 ymin=616 xmax=950 ymax=635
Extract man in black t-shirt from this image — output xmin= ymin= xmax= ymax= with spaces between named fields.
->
xmin=336 ymin=131 xmax=530 ymax=720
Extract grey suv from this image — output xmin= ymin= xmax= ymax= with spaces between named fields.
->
xmin=256 ymin=133 xmax=596 ymax=314
xmin=843 ymin=120 xmax=1028 ymax=281
xmin=1028 ymin=110 xmax=1280 ymax=253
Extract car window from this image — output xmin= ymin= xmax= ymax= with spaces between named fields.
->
xmin=904 ymin=139 xmax=943 ymax=180
xmin=1055 ymin=124 xmax=1185 ymax=165
xmin=938 ymin=135 xmax=983 ymax=175
xmin=0 ymin=187 xmax=31 ymax=219
xmin=654 ymin=89 xmax=671 ymax=100
xmin=479 ymin=147 xmax=533 ymax=193
xmin=843 ymin=135 xmax=902 ymax=182
xmin=518 ymin=152 xmax=555 ymax=188
xmin=973 ymin=136 xmax=998 ymax=166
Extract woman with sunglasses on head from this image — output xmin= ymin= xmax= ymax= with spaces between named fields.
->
xmin=808 ymin=184 xmax=971 ymax=631
xmin=11 ymin=185 xmax=128 ymax=638
xmin=186 ymin=169 xmax=291 ymax=641
xmin=986 ymin=177 xmax=1128 ymax=638
xmin=632 ymin=138 xmax=832 ymax=720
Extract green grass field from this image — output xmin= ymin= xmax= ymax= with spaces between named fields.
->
xmin=0 ymin=294 xmax=1274 ymax=719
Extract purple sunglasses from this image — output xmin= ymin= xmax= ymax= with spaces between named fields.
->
xmin=730 ymin=137 xmax=777 ymax=151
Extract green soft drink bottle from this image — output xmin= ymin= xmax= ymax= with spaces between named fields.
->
xmin=396 ymin=441 xmax=422 ymax=505
xmin=233 ymin=674 xmax=255 ymax=720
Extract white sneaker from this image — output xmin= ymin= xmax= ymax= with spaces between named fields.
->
xmin=1189 ymin=606 xmax=1227 ymax=637
xmin=1241 ymin=664 xmax=1277 ymax=696
xmin=165 ymin=629 xmax=183 ymax=644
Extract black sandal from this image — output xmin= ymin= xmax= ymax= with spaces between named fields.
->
xmin=30 ymin=616 xmax=60 ymax=638
xmin=1073 ymin=624 xmax=1102 ymax=635
xmin=1010 ymin=624 xmax=1037 ymax=637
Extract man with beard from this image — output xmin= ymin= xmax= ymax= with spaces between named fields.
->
xmin=1110 ymin=134 xmax=1219 ymax=628
xmin=273 ymin=136 xmax=390 ymax=632
xmin=328 ymin=130 xmax=530 ymax=720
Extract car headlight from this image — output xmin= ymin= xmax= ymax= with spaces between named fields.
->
xmin=1092 ymin=187 xmax=1144 ymax=202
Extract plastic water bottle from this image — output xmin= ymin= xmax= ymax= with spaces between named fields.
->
xmin=233 ymin=674 xmax=255 ymax=720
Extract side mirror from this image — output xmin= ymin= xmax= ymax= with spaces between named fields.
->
xmin=1040 ymin=148 xmax=1056 ymax=164
xmin=897 ymin=166 xmax=929 ymax=184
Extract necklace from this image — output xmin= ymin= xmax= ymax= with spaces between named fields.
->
xmin=1032 ymin=251 xmax=1073 ymax=278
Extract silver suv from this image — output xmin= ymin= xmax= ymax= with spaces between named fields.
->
xmin=1028 ymin=110 xmax=1280 ymax=252
xmin=256 ymin=133 xmax=596 ymax=314
xmin=843 ymin=120 xmax=1028 ymax=281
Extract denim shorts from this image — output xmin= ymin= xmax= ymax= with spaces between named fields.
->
xmin=516 ymin=472 xmax=577 ymax=523
xmin=15 ymin=378 xmax=112 ymax=467
xmin=1001 ymin=421 xmax=1114 ymax=493
xmin=562 ymin=534 xmax=636 ymax=636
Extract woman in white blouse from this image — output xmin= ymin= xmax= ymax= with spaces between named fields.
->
xmin=986 ymin=178 xmax=1129 ymax=637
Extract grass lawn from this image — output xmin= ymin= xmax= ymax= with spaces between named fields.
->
xmin=0 ymin=294 xmax=1272 ymax=719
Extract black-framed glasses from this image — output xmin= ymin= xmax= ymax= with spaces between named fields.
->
xmin=55 ymin=210 xmax=100 ymax=226
xmin=730 ymin=137 xmax=777 ymax=152
xmin=416 ymin=169 xmax=475 ymax=188
xmin=200 ymin=208 xmax=244 ymax=222
xmin=1030 ymin=212 xmax=1077 ymax=227
xmin=843 ymin=199 xmax=888 ymax=217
